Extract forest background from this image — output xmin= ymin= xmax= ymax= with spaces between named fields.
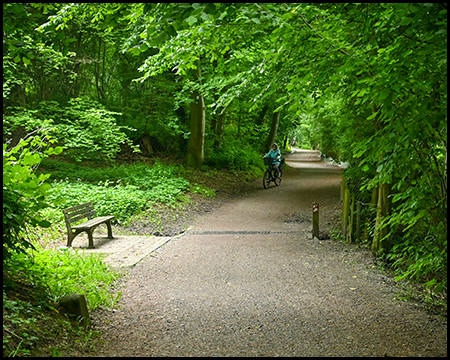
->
xmin=2 ymin=3 xmax=447 ymax=356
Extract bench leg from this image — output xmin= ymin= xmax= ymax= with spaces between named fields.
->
xmin=67 ymin=233 xmax=74 ymax=247
xmin=87 ymin=231 xmax=95 ymax=249
xmin=106 ymin=221 xmax=114 ymax=239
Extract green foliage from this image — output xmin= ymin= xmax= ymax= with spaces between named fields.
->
xmin=52 ymin=98 xmax=139 ymax=162
xmin=41 ymin=160 xmax=191 ymax=225
xmin=3 ymin=108 xmax=52 ymax=137
xmin=3 ymin=133 xmax=62 ymax=263
xmin=17 ymin=245 xmax=121 ymax=309
xmin=3 ymin=292 xmax=42 ymax=357
xmin=5 ymin=2 xmax=447 ymax=301
xmin=3 ymin=244 xmax=121 ymax=356
xmin=206 ymin=137 xmax=264 ymax=172
xmin=3 ymin=99 xmax=140 ymax=163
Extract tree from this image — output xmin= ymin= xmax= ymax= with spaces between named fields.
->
xmin=186 ymin=67 xmax=205 ymax=168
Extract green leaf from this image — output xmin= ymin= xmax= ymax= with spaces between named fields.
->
xmin=38 ymin=219 xmax=52 ymax=228
xmin=399 ymin=17 xmax=412 ymax=26
xmin=354 ymin=149 xmax=365 ymax=158
xmin=200 ymin=12 xmax=211 ymax=22
xmin=185 ymin=15 xmax=197 ymax=24
xmin=379 ymin=89 xmax=390 ymax=100
xmin=131 ymin=47 xmax=141 ymax=56
xmin=22 ymin=153 xmax=41 ymax=166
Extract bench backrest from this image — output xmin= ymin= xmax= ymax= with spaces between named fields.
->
xmin=62 ymin=202 xmax=97 ymax=226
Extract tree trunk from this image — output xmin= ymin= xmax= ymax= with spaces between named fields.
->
xmin=265 ymin=110 xmax=281 ymax=152
xmin=213 ymin=109 xmax=226 ymax=149
xmin=187 ymin=67 xmax=205 ymax=168
xmin=212 ymin=93 xmax=226 ymax=149
xmin=282 ymin=135 xmax=288 ymax=149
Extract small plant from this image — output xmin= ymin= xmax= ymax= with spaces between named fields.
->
xmin=192 ymin=183 xmax=216 ymax=197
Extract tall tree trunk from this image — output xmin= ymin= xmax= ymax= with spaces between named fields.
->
xmin=187 ymin=67 xmax=205 ymax=168
xmin=212 ymin=93 xmax=226 ymax=149
xmin=265 ymin=110 xmax=281 ymax=152
xmin=213 ymin=109 xmax=226 ymax=149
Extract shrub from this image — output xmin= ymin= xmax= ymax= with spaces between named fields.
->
xmin=3 ymin=132 xmax=62 ymax=264
xmin=54 ymin=98 xmax=138 ymax=162
xmin=206 ymin=139 xmax=264 ymax=171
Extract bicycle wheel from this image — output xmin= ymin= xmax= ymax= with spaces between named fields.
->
xmin=263 ymin=170 xmax=270 ymax=189
xmin=274 ymin=170 xmax=282 ymax=186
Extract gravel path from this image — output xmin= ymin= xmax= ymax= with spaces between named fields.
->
xmin=89 ymin=149 xmax=447 ymax=357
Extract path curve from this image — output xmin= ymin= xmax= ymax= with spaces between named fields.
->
xmin=91 ymin=149 xmax=447 ymax=357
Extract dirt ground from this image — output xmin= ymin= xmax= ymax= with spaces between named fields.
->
xmin=75 ymin=149 xmax=447 ymax=357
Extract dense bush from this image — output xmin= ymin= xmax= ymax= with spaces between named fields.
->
xmin=206 ymin=138 xmax=264 ymax=172
xmin=54 ymin=98 xmax=138 ymax=162
xmin=3 ymin=98 xmax=139 ymax=163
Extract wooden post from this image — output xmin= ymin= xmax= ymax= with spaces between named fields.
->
xmin=355 ymin=201 xmax=361 ymax=243
xmin=312 ymin=202 xmax=319 ymax=239
xmin=372 ymin=183 xmax=390 ymax=253
xmin=342 ymin=187 xmax=350 ymax=236
xmin=348 ymin=193 xmax=355 ymax=243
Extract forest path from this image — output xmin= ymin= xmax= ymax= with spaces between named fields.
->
xmin=90 ymin=149 xmax=447 ymax=357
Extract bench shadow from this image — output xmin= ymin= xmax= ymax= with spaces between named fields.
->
xmin=69 ymin=234 xmax=119 ymax=250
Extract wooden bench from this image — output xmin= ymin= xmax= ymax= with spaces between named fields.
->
xmin=63 ymin=202 xmax=115 ymax=249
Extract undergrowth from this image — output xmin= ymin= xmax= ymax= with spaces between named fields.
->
xmin=3 ymin=242 xmax=121 ymax=357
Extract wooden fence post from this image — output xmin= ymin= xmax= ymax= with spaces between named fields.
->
xmin=372 ymin=183 xmax=390 ymax=253
xmin=355 ymin=201 xmax=361 ymax=242
xmin=312 ymin=202 xmax=319 ymax=239
xmin=340 ymin=172 xmax=345 ymax=202
xmin=348 ymin=193 xmax=355 ymax=243
xmin=342 ymin=186 xmax=350 ymax=237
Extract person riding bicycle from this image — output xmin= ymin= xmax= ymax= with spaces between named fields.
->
xmin=263 ymin=143 xmax=281 ymax=175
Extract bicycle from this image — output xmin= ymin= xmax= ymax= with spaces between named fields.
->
xmin=263 ymin=157 xmax=283 ymax=189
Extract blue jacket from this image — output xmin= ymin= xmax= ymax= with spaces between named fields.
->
xmin=265 ymin=148 xmax=281 ymax=164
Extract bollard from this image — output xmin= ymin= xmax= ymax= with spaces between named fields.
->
xmin=312 ymin=202 xmax=319 ymax=239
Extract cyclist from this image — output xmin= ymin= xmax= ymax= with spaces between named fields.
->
xmin=263 ymin=143 xmax=281 ymax=176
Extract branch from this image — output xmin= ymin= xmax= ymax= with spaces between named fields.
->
xmin=298 ymin=13 xmax=349 ymax=56
xmin=4 ymin=327 xmax=23 ymax=340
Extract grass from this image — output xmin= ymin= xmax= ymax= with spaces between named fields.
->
xmin=3 ymin=243 xmax=121 ymax=357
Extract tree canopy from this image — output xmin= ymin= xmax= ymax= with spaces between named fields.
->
xmin=3 ymin=3 xmax=447 ymax=294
